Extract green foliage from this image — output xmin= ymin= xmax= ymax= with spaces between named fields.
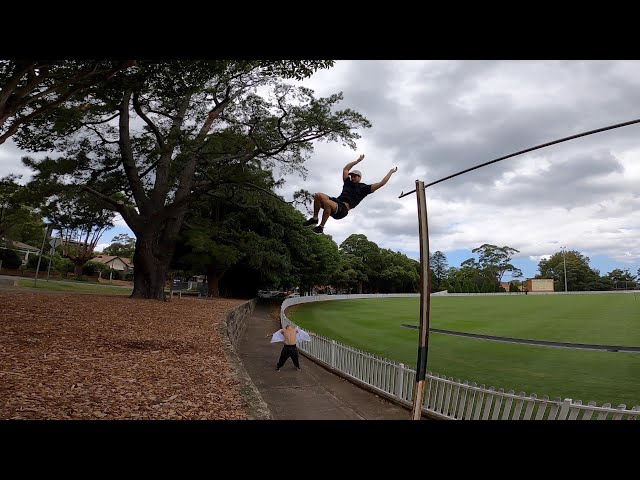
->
xmin=20 ymin=180 xmax=115 ymax=272
xmin=471 ymin=243 xmax=521 ymax=284
xmin=537 ymin=250 xmax=605 ymax=291
xmin=103 ymin=269 xmax=123 ymax=280
xmin=172 ymin=163 xmax=344 ymax=295
xmin=13 ymin=60 xmax=370 ymax=299
xmin=103 ymin=234 xmax=135 ymax=259
xmin=0 ymin=248 xmax=22 ymax=269
xmin=57 ymin=255 xmax=75 ymax=274
xmin=378 ymin=249 xmax=419 ymax=293
xmin=429 ymin=250 xmax=448 ymax=291
xmin=0 ymin=60 xmax=136 ymax=145
xmin=82 ymin=261 xmax=108 ymax=276
xmin=0 ymin=175 xmax=46 ymax=245
xmin=26 ymin=254 xmax=44 ymax=270
xmin=606 ymin=268 xmax=637 ymax=288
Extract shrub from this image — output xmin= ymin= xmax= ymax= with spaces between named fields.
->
xmin=82 ymin=261 xmax=103 ymax=276
xmin=0 ymin=248 xmax=23 ymax=269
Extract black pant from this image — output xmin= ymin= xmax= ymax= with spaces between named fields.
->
xmin=277 ymin=345 xmax=300 ymax=369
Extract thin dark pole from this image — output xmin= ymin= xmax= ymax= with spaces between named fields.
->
xmin=33 ymin=225 xmax=50 ymax=287
xmin=398 ymin=117 xmax=640 ymax=198
xmin=411 ymin=179 xmax=431 ymax=420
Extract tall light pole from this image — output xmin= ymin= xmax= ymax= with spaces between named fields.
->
xmin=560 ymin=246 xmax=568 ymax=293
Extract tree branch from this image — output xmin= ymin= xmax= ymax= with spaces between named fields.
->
xmin=117 ymin=91 xmax=148 ymax=209
xmin=86 ymin=124 xmax=119 ymax=145
xmin=81 ymin=186 xmax=125 ymax=212
xmin=0 ymin=61 xmax=37 ymax=110
xmin=133 ymin=92 xmax=165 ymax=150
xmin=81 ymin=112 xmax=119 ymax=126
xmin=152 ymin=93 xmax=193 ymax=208
xmin=0 ymin=60 xmax=135 ymax=146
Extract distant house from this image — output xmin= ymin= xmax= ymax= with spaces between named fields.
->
xmin=524 ymin=278 xmax=554 ymax=292
xmin=91 ymin=255 xmax=133 ymax=277
xmin=0 ymin=237 xmax=41 ymax=265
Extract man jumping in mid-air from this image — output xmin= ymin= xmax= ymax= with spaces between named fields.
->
xmin=303 ymin=154 xmax=398 ymax=234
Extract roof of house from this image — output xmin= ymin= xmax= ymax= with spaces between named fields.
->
xmin=0 ymin=237 xmax=40 ymax=252
xmin=92 ymin=255 xmax=133 ymax=267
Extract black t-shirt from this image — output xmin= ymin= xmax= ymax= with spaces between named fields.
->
xmin=336 ymin=178 xmax=372 ymax=209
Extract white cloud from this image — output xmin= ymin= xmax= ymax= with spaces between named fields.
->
xmin=2 ymin=60 xmax=639 ymax=278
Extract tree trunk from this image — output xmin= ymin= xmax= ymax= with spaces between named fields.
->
xmin=206 ymin=264 xmax=223 ymax=297
xmin=130 ymin=231 xmax=170 ymax=300
xmin=74 ymin=262 xmax=84 ymax=277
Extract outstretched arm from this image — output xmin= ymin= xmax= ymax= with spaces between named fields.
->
xmin=343 ymin=154 xmax=365 ymax=181
xmin=370 ymin=167 xmax=398 ymax=192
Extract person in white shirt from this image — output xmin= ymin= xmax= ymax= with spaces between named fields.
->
xmin=266 ymin=324 xmax=314 ymax=371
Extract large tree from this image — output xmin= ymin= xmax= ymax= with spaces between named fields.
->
xmin=537 ymin=250 xmax=604 ymax=291
xmin=172 ymin=165 xmax=299 ymax=297
xmin=378 ymin=248 xmax=419 ymax=293
xmin=40 ymin=189 xmax=116 ymax=277
xmin=339 ymin=234 xmax=382 ymax=293
xmin=24 ymin=157 xmax=121 ymax=276
xmin=605 ymin=268 xmax=637 ymax=289
xmin=472 ymin=243 xmax=522 ymax=284
xmin=103 ymin=233 xmax=136 ymax=259
xmin=17 ymin=60 xmax=370 ymax=299
xmin=0 ymin=60 xmax=135 ymax=145
xmin=331 ymin=254 xmax=366 ymax=294
xmin=0 ymin=175 xmax=45 ymax=246
xmin=429 ymin=250 xmax=448 ymax=292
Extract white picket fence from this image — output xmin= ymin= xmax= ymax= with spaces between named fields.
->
xmin=281 ymin=294 xmax=640 ymax=420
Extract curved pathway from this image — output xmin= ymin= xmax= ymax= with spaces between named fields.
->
xmin=237 ymin=301 xmax=411 ymax=420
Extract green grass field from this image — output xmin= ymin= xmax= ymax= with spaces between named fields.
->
xmin=287 ymin=295 xmax=640 ymax=407
xmin=16 ymin=278 xmax=133 ymax=295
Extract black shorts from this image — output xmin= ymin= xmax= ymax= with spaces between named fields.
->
xmin=329 ymin=197 xmax=349 ymax=220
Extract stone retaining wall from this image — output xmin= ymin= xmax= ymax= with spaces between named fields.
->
xmin=221 ymin=298 xmax=272 ymax=420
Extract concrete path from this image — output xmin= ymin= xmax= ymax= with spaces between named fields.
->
xmin=236 ymin=301 xmax=410 ymax=420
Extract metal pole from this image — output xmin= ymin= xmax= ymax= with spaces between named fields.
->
xmin=561 ymin=246 xmax=568 ymax=293
xmin=33 ymin=224 xmax=50 ymax=287
xmin=398 ymin=116 xmax=640 ymax=199
xmin=46 ymin=246 xmax=54 ymax=281
xmin=411 ymin=179 xmax=431 ymax=420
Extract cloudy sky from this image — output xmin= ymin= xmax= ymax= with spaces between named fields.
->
xmin=1 ymin=60 xmax=639 ymax=280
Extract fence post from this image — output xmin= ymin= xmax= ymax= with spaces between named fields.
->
xmin=330 ymin=340 xmax=336 ymax=367
xmin=396 ymin=363 xmax=405 ymax=399
xmin=557 ymin=398 xmax=572 ymax=420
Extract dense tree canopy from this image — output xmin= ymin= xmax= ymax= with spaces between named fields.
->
xmin=103 ymin=234 xmax=136 ymax=259
xmin=17 ymin=60 xmax=370 ymax=299
xmin=537 ymin=250 xmax=609 ymax=291
xmin=0 ymin=60 xmax=135 ymax=144
xmin=0 ymin=175 xmax=45 ymax=247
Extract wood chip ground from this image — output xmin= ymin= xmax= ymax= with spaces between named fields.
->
xmin=0 ymin=291 xmax=249 ymax=420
